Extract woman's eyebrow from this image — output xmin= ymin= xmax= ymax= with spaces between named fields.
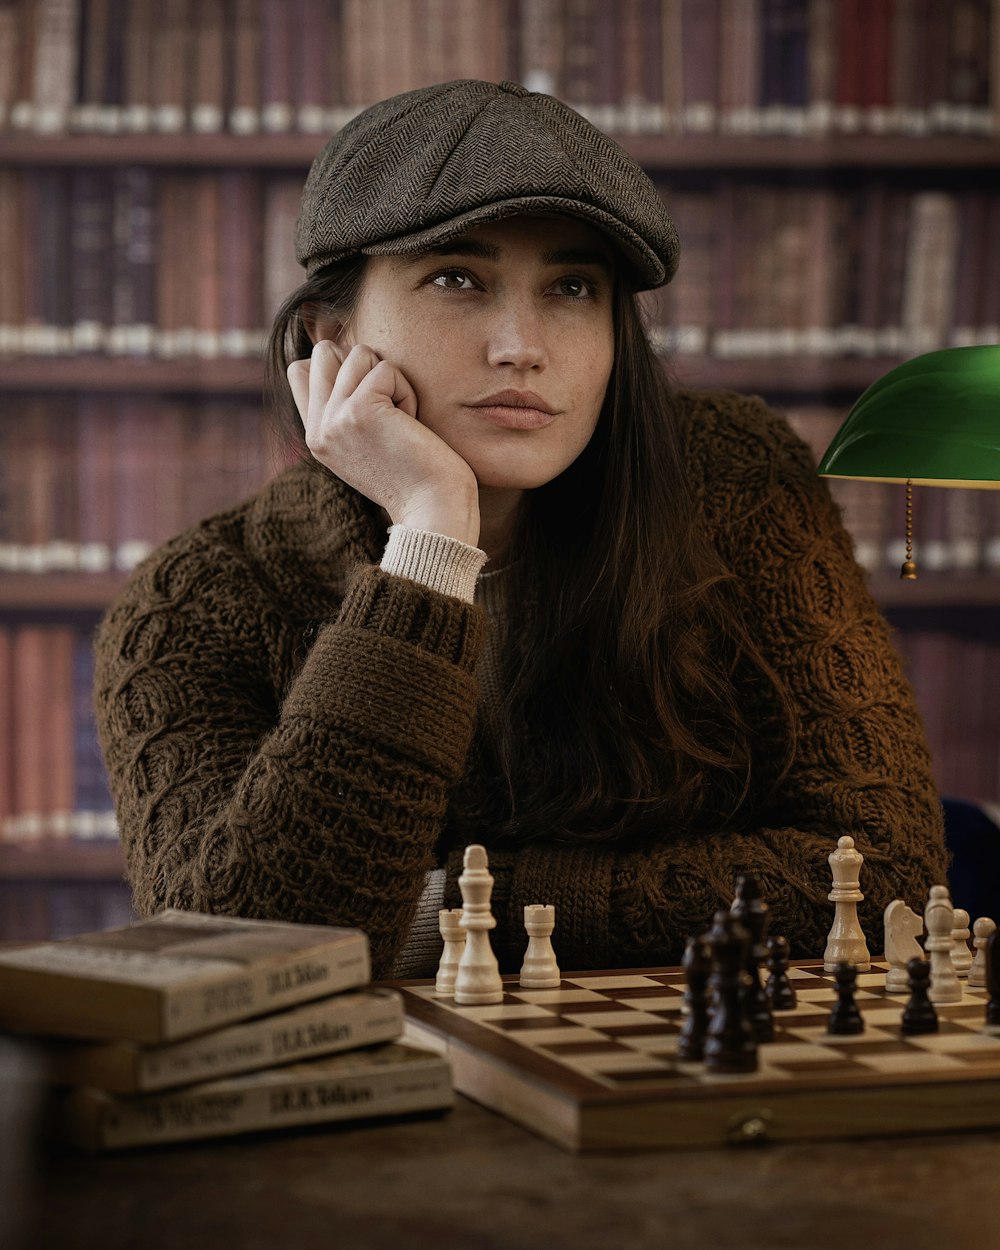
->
xmin=398 ymin=241 xmax=612 ymax=270
xmin=542 ymin=247 xmax=612 ymax=273
xmin=401 ymin=239 xmax=501 ymax=264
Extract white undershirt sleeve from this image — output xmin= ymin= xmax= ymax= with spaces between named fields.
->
xmin=380 ymin=525 xmax=487 ymax=603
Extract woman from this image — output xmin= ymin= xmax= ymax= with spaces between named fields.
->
xmin=94 ymin=80 xmax=947 ymax=978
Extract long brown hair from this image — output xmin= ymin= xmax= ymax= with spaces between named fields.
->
xmin=265 ymin=253 xmax=796 ymax=844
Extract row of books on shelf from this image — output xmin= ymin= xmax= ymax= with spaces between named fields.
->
xmin=893 ymin=630 xmax=1000 ymax=811
xmin=4 ymin=0 xmax=1000 ymax=138
xmin=0 ymin=909 xmax=453 ymax=1150
xmin=651 ymin=185 xmax=1000 ymax=361
xmin=4 ymin=168 xmax=1000 ymax=362
xmin=0 ymin=622 xmax=116 ymax=841
xmin=0 ymin=166 xmax=300 ymax=359
xmin=2 ymin=398 xmax=997 ymax=582
xmin=1 ymin=395 xmax=284 ymax=574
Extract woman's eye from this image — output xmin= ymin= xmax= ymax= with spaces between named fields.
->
xmin=555 ymin=276 xmax=594 ymax=298
xmin=431 ymin=270 xmax=474 ymax=290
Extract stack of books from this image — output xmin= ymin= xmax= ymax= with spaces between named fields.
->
xmin=0 ymin=909 xmax=452 ymax=1151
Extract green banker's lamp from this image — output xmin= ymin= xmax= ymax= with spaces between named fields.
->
xmin=817 ymin=345 xmax=1000 ymax=578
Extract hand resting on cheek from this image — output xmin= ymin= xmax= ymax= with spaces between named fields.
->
xmin=287 ymin=340 xmax=481 ymax=547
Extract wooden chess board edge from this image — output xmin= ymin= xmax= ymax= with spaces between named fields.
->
xmin=404 ymin=1016 xmax=1000 ymax=1151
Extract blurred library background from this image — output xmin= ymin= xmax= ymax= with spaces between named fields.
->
xmin=1 ymin=0 xmax=999 ymax=939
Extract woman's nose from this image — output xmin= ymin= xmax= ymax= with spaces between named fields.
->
xmin=485 ymin=299 xmax=547 ymax=370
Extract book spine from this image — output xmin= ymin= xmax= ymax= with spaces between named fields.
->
xmin=680 ymin=0 xmax=718 ymax=132
xmin=71 ymin=627 xmax=117 ymax=839
xmin=10 ymin=624 xmax=50 ymax=841
xmin=30 ymin=0 xmax=79 ymax=132
xmin=296 ymin=0 xmax=331 ymax=132
xmin=228 ymin=0 xmax=260 ymax=134
xmin=0 ymin=626 xmax=13 ymax=834
xmin=0 ymin=166 xmax=23 ymax=354
xmin=259 ymin=0 xmax=292 ymax=129
xmin=150 ymin=0 xmax=188 ymax=132
xmin=120 ymin=0 xmax=153 ymax=131
xmin=69 ymin=166 xmax=113 ymax=354
xmin=950 ymin=191 xmax=988 ymax=346
xmin=0 ymin=0 xmax=20 ymax=130
xmin=190 ymin=0 xmax=226 ymax=133
xmin=60 ymin=1047 xmax=452 ymax=1150
xmin=136 ymin=990 xmax=405 ymax=1092
xmin=161 ymin=935 xmax=372 ymax=1040
xmin=901 ymin=191 xmax=959 ymax=355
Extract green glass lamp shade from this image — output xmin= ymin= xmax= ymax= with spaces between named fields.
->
xmin=817 ymin=345 xmax=1000 ymax=489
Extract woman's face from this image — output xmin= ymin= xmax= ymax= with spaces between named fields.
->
xmin=321 ymin=214 xmax=616 ymax=493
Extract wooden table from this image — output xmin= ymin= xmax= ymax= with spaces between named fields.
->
xmin=22 ymin=1095 xmax=1000 ymax=1250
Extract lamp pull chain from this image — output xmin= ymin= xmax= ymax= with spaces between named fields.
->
xmin=900 ymin=479 xmax=917 ymax=580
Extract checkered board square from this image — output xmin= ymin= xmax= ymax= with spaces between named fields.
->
xmin=395 ymin=961 xmax=1000 ymax=1152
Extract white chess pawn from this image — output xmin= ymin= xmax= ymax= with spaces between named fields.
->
xmin=823 ymin=835 xmax=871 ymax=973
xmin=968 ymin=917 xmax=997 ymax=989
xmin=951 ymin=908 xmax=973 ymax=977
xmin=520 ymin=905 xmax=561 ymax=989
xmin=435 ymin=908 xmax=466 ymax=995
xmin=454 ymin=844 xmax=504 ymax=1006
xmin=883 ymin=899 xmax=923 ymax=993
xmin=925 ymin=884 xmax=962 ymax=1004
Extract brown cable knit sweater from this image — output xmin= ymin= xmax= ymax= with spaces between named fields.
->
xmin=93 ymin=388 xmax=948 ymax=977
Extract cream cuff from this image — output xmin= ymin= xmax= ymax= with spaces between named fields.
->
xmin=380 ymin=525 xmax=487 ymax=603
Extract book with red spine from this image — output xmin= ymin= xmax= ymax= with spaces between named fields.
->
xmin=190 ymin=0 xmax=226 ymax=133
xmin=680 ymin=0 xmax=718 ymax=132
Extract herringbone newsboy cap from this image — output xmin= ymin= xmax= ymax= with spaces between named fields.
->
xmin=295 ymin=79 xmax=679 ymax=290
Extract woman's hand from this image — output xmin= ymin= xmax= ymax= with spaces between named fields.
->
xmin=287 ymin=341 xmax=481 ymax=546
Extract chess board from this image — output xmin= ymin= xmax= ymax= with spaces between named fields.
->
xmin=394 ymin=961 xmax=1000 ymax=1152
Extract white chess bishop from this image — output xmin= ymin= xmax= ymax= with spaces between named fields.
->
xmin=925 ymin=884 xmax=962 ymax=1005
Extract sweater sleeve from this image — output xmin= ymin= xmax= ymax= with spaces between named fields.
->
xmin=94 ymin=539 xmax=486 ymax=978
xmin=445 ymin=394 xmax=949 ymax=972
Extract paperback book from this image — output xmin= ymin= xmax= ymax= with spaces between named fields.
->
xmin=41 ymin=987 xmax=404 ymax=1094
xmin=50 ymin=1042 xmax=454 ymax=1151
xmin=0 ymin=909 xmax=371 ymax=1043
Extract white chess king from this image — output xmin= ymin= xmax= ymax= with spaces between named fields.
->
xmin=823 ymin=835 xmax=871 ymax=972
xmin=453 ymin=844 xmax=504 ymax=1006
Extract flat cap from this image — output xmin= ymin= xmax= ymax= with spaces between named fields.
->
xmin=295 ymin=79 xmax=679 ymax=290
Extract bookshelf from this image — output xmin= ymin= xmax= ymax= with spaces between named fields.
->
xmin=2 ymin=0 xmax=1000 ymax=940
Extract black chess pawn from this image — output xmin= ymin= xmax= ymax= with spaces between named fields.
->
xmin=676 ymin=934 xmax=712 ymax=1062
xmin=901 ymin=956 xmax=938 ymax=1036
xmin=730 ymin=874 xmax=774 ymax=1043
xmin=827 ymin=962 xmax=864 ymax=1036
xmin=704 ymin=910 xmax=758 ymax=1074
xmin=985 ymin=929 xmax=1000 ymax=1036
xmin=764 ymin=935 xmax=797 ymax=1010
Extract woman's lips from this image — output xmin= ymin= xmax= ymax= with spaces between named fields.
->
xmin=467 ymin=390 xmax=559 ymax=429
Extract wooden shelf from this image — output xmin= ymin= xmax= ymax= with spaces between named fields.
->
xmin=0 ymin=840 xmax=124 ymax=881
xmin=0 ymin=353 xmax=915 ymax=397
xmin=0 ymin=573 xmax=126 ymax=613
xmin=0 ymin=569 xmax=996 ymax=615
xmin=2 ymin=131 xmax=1000 ymax=170
xmin=869 ymin=574 xmax=1000 ymax=609
xmin=0 ymin=355 xmax=266 ymax=394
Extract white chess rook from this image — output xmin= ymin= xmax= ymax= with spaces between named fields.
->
xmin=435 ymin=908 xmax=466 ymax=996
xmin=823 ymin=835 xmax=871 ymax=972
xmin=925 ymin=884 xmax=962 ymax=1004
xmin=454 ymin=844 xmax=504 ymax=1005
xmin=520 ymin=904 xmax=561 ymax=989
